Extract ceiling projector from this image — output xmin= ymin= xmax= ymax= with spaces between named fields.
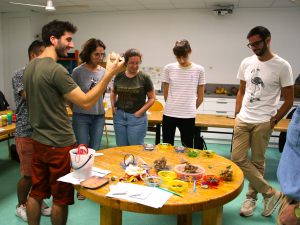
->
xmin=213 ymin=4 xmax=234 ymax=16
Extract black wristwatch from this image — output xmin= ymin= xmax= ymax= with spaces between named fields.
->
xmin=272 ymin=117 xmax=279 ymax=125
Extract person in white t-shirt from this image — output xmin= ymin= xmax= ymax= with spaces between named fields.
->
xmin=231 ymin=26 xmax=294 ymax=218
xmin=162 ymin=39 xmax=206 ymax=148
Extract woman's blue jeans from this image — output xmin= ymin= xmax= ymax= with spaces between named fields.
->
xmin=113 ymin=108 xmax=148 ymax=147
xmin=72 ymin=113 xmax=105 ymax=151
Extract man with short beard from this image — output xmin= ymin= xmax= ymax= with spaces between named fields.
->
xmin=22 ymin=20 xmax=124 ymax=225
xmin=231 ymin=26 xmax=294 ymax=218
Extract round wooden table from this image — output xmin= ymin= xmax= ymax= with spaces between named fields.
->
xmin=74 ymin=146 xmax=244 ymax=225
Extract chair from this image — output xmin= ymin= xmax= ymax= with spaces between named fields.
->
xmin=147 ymin=101 xmax=164 ymax=138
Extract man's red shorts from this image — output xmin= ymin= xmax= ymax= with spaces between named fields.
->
xmin=29 ymin=140 xmax=77 ymax=205
xmin=15 ymin=137 xmax=33 ymax=176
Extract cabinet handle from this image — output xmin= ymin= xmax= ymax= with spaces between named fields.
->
xmin=216 ymin=102 xmax=228 ymax=104
xmin=216 ymin=111 xmax=227 ymax=113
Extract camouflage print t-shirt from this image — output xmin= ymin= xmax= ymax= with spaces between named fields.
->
xmin=11 ymin=66 xmax=33 ymax=137
xmin=113 ymin=71 xmax=154 ymax=113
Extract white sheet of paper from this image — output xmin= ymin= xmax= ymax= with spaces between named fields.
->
xmin=106 ymin=183 xmax=172 ymax=208
xmin=147 ymin=111 xmax=151 ymax=114
xmin=109 ymin=185 xmax=127 ymax=195
xmin=0 ymin=128 xmax=5 ymax=131
xmin=129 ymin=191 xmax=152 ymax=200
xmin=57 ymin=167 xmax=111 ymax=185
xmin=95 ymin=153 xmax=104 ymax=156
xmin=105 ymin=108 xmax=108 ymax=111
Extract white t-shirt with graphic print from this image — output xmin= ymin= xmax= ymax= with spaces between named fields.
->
xmin=163 ymin=62 xmax=206 ymax=118
xmin=237 ymin=54 xmax=293 ymax=124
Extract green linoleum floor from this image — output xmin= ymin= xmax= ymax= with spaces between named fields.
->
xmin=0 ymin=136 xmax=282 ymax=224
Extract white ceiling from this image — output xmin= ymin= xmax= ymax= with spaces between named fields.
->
xmin=0 ymin=0 xmax=299 ymax=15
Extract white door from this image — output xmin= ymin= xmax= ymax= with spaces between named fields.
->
xmin=8 ymin=17 xmax=31 ymax=110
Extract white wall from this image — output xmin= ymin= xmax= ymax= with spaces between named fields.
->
xmin=1 ymin=11 xmax=47 ymax=109
xmin=1 ymin=8 xmax=299 ymax=107
xmin=48 ymin=8 xmax=300 ymax=84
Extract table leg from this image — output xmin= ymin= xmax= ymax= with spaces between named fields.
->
xmin=177 ymin=213 xmax=192 ymax=225
xmin=100 ymin=205 xmax=122 ymax=225
xmin=194 ymin=127 xmax=202 ymax=149
xmin=155 ymin=124 xmax=161 ymax=144
xmin=202 ymin=206 xmax=223 ymax=225
xmin=8 ymin=139 xmax=12 ymax=161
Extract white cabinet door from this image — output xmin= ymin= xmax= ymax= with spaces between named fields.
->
xmin=204 ymin=98 xmax=235 ymax=112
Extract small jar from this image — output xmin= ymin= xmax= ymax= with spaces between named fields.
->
xmin=1 ymin=115 xmax=7 ymax=126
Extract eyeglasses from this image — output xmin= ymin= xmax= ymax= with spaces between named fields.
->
xmin=93 ymin=52 xmax=106 ymax=58
xmin=247 ymin=39 xmax=265 ymax=49
xmin=128 ymin=62 xmax=141 ymax=66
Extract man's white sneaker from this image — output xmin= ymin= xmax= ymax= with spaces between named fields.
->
xmin=41 ymin=201 xmax=52 ymax=216
xmin=15 ymin=204 xmax=27 ymax=222
xmin=239 ymin=196 xmax=256 ymax=216
xmin=261 ymin=190 xmax=282 ymax=217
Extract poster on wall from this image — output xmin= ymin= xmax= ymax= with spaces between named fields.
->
xmin=140 ymin=67 xmax=163 ymax=91
xmin=107 ymin=67 xmax=163 ymax=91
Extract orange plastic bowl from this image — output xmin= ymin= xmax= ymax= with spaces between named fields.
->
xmin=203 ymin=175 xmax=222 ymax=186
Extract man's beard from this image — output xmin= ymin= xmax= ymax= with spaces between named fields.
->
xmin=55 ymin=41 xmax=67 ymax=58
xmin=254 ymin=42 xmax=268 ymax=57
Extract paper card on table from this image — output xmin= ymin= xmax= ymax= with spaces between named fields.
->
xmin=135 ymin=156 xmax=147 ymax=165
xmin=127 ymin=190 xmax=142 ymax=197
xmin=57 ymin=172 xmax=83 ymax=185
xmin=92 ymin=167 xmax=111 ymax=176
xmin=180 ymin=156 xmax=188 ymax=164
xmin=129 ymin=191 xmax=152 ymax=200
xmin=58 ymin=167 xmax=111 ymax=185
xmin=106 ymin=183 xmax=172 ymax=208
xmin=109 ymin=185 xmax=127 ymax=195
xmin=95 ymin=153 xmax=104 ymax=156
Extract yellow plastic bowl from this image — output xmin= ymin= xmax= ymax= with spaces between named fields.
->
xmin=157 ymin=143 xmax=171 ymax=151
xmin=202 ymin=150 xmax=216 ymax=157
xmin=158 ymin=171 xmax=177 ymax=182
xmin=168 ymin=180 xmax=188 ymax=192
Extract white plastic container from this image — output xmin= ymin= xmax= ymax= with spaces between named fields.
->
xmin=70 ymin=148 xmax=95 ymax=179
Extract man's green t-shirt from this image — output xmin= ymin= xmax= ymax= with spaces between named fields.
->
xmin=23 ymin=57 xmax=78 ymax=147
xmin=113 ymin=71 xmax=154 ymax=113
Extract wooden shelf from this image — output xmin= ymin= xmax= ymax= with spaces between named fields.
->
xmin=57 ymin=50 xmax=79 ymax=74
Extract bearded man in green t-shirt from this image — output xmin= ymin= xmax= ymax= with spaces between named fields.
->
xmin=23 ymin=19 xmax=124 ymax=225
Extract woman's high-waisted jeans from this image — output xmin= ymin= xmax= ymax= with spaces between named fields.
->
xmin=72 ymin=113 xmax=105 ymax=151
xmin=113 ymin=108 xmax=148 ymax=147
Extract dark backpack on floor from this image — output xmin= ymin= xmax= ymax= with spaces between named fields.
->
xmin=0 ymin=91 xmax=9 ymax=111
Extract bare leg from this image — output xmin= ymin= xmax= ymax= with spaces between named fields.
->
xmin=17 ymin=176 xmax=32 ymax=206
xmin=51 ymin=204 xmax=68 ymax=225
xmin=27 ymin=197 xmax=42 ymax=225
